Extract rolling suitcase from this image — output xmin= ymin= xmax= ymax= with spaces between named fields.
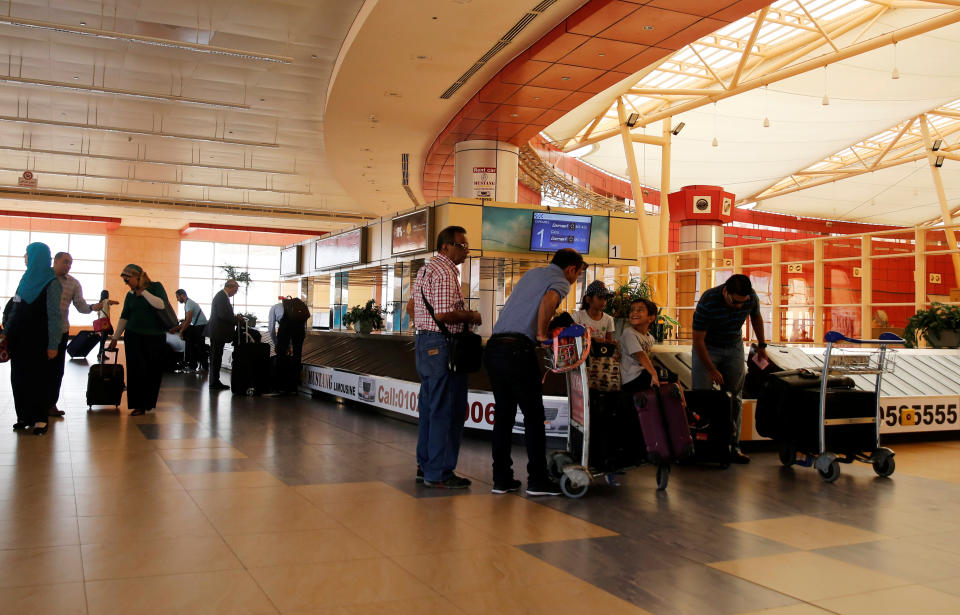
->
xmin=273 ymin=354 xmax=301 ymax=393
xmin=755 ymin=369 xmax=855 ymax=439
xmin=588 ymin=391 xmax=643 ymax=471
xmin=67 ymin=330 xmax=100 ymax=359
xmin=684 ymin=389 xmax=734 ymax=466
xmin=633 ymin=383 xmax=694 ymax=464
xmin=87 ymin=348 xmax=125 ymax=410
xmin=231 ymin=323 xmax=270 ymax=396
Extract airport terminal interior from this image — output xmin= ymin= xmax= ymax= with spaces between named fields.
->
xmin=4 ymin=0 xmax=960 ymax=613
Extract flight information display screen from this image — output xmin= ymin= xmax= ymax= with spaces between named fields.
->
xmin=529 ymin=212 xmax=592 ymax=253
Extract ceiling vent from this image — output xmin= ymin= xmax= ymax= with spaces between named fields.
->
xmin=440 ymin=0 xmax=558 ymax=100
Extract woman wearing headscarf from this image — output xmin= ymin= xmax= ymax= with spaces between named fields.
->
xmin=107 ymin=264 xmax=169 ymax=416
xmin=1 ymin=242 xmax=63 ymax=434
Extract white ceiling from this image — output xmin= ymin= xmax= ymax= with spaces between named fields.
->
xmin=558 ymin=6 xmax=960 ymax=226
xmin=0 ymin=0 xmax=366 ymax=229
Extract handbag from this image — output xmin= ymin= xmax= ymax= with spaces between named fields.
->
xmin=92 ymin=317 xmax=111 ymax=333
xmin=586 ymin=342 xmax=621 ymax=392
xmin=153 ymin=288 xmax=179 ymax=330
xmin=420 ymin=289 xmax=483 ymax=374
xmin=0 ymin=337 xmax=9 ymax=363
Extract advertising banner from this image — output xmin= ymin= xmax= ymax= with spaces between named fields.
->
xmin=473 ymin=166 xmax=496 ymax=199
xmin=304 ymin=365 xmax=569 ymax=436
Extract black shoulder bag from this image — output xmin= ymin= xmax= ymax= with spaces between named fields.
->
xmin=420 ymin=289 xmax=483 ymax=374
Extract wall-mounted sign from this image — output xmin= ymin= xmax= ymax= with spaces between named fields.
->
xmin=280 ymin=245 xmax=302 ymax=276
xmin=530 ymin=211 xmax=592 ymax=254
xmin=314 ymin=228 xmax=364 ymax=270
xmin=391 ymin=209 xmax=432 ymax=256
xmin=473 ymin=166 xmax=496 ymax=199
xmin=18 ymin=170 xmax=37 ymax=188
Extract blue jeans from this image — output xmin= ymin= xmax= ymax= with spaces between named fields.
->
xmin=415 ymin=332 xmax=468 ymax=482
xmin=691 ymin=344 xmax=747 ymax=447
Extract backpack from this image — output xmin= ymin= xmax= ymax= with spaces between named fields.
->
xmin=281 ymin=296 xmax=310 ymax=323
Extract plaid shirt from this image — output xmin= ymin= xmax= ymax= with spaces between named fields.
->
xmin=412 ymin=253 xmax=465 ymax=334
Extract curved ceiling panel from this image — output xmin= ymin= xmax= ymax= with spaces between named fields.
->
xmin=421 ymin=0 xmax=773 ymax=202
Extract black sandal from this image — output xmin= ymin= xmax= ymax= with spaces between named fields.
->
xmin=12 ymin=422 xmax=29 ymax=431
xmin=32 ymin=423 xmax=48 ymax=435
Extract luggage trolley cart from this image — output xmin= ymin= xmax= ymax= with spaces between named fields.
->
xmin=544 ymin=327 xmax=671 ymax=498
xmin=805 ymin=331 xmax=903 ymax=483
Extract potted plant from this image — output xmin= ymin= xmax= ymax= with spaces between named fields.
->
xmin=343 ymin=299 xmax=384 ymax=335
xmin=601 ymin=277 xmax=678 ymax=342
xmin=903 ymin=302 xmax=960 ymax=348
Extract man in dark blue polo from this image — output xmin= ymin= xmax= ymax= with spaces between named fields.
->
xmin=691 ymin=274 xmax=767 ymax=464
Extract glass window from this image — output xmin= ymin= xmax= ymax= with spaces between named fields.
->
xmin=0 ymin=230 xmax=106 ymax=327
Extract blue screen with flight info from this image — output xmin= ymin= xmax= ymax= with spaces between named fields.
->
xmin=529 ymin=212 xmax=592 ymax=253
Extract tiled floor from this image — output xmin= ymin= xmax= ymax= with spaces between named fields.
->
xmin=2 ymin=359 xmax=960 ymax=614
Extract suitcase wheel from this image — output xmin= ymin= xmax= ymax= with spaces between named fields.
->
xmin=246 ymin=387 xmax=256 ymax=397
xmin=559 ymin=473 xmax=589 ymax=499
xmin=656 ymin=463 xmax=670 ymax=490
xmin=817 ymin=459 xmax=841 ymax=483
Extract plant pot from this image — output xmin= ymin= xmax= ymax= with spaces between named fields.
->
xmin=924 ymin=329 xmax=960 ymax=348
xmin=355 ymin=320 xmax=373 ymax=335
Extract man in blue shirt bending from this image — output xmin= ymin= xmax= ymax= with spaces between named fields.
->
xmin=485 ymin=248 xmax=585 ymax=496
xmin=691 ymin=274 xmax=768 ymax=464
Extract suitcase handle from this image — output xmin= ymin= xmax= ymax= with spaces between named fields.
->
xmin=101 ymin=347 xmax=119 ymax=364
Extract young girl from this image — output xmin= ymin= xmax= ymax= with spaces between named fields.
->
xmin=573 ymin=280 xmax=615 ymax=342
xmin=619 ymin=298 xmax=660 ymax=393
xmin=95 ymin=289 xmax=119 ymax=361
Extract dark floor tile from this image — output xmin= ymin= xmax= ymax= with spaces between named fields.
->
xmin=594 ymin=565 xmax=799 ymax=615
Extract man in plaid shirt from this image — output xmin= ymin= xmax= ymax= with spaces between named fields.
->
xmin=408 ymin=226 xmax=481 ymax=489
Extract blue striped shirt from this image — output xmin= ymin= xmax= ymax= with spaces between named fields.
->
xmin=692 ymin=285 xmax=760 ymax=347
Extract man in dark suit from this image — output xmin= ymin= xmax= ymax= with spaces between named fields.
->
xmin=207 ymin=279 xmax=241 ymax=391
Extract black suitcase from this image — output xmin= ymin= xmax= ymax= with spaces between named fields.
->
xmin=273 ymin=354 xmax=301 ymax=393
xmin=87 ymin=348 xmax=125 ymax=410
xmin=756 ymin=369 xmax=855 ymax=438
xmin=683 ymin=389 xmax=734 ymax=466
xmin=231 ymin=342 xmax=271 ymax=396
xmin=584 ymin=391 xmax=644 ymax=471
xmin=67 ymin=330 xmax=100 ymax=359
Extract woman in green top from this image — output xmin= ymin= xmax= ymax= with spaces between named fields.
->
xmin=108 ymin=264 xmax=169 ymax=415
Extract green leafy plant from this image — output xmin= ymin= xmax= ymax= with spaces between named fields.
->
xmin=903 ymin=302 xmax=960 ymax=348
xmin=652 ymin=311 xmax=680 ymax=342
xmin=343 ymin=299 xmax=384 ymax=332
xmin=603 ymin=277 xmax=654 ymax=319
xmin=220 ymin=264 xmax=252 ymax=292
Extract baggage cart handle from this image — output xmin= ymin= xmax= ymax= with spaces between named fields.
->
xmin=824 ymin=331 xmax=905 ymax=345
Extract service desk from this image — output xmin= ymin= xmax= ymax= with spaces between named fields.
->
xmin=299 ymin=330 xmax=571 ymax=435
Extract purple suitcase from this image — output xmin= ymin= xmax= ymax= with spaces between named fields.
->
xmin=633 ymin=384 xmax=695 ymax=464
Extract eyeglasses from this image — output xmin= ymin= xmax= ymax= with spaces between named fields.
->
xmin=120 ymin=273 xmax=138 ymax=281
xmin=452 ymin=242 xmax=469 ymax=250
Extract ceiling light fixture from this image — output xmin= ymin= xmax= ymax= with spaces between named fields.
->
xmin=763 ymin=117 xmax=770 ymax=128
xmin=671 ymin=121 xmax=684 ymax=136
xmin=0 ymin=16 xmax=292 ymax=63
xmin=933 ymin=138 xmax=943 ymax=151
xmin=891 ymin=42 xmax=900 ymax=80
xmin=626 ymin=113 xmax=640 ymax=128
xmin=822 ymin=66 xmax=830 ymax=106
xmin=935 ymin=155 xmax=945 ymax=168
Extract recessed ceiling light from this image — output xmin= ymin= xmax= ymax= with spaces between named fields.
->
xmin=597 ymin=52 xmax=605 ymax=57
xmin=79 ymin=21 xmax=86 ymax=26
xmin=560 ymin=76 xmax=570 ymax=81
xmin=310 ymin=54 xmax=318 ymax=59
xmin=509 ymin=113 xmax=518 ymax=118
xmin=73 ymin=76 xmax=79 ymax=80
xmin=533 ymin=96 xmax=540 ymax=100
xmin=642 ymin=25 xmax=654 ymax=31
xmin=259 ymin=98 xmax=265 ymax=102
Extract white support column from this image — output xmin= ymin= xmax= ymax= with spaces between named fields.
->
xmin=919 ymin=115 xmax=960 ymax=283
xmin=616 ymin=98 xmax=648 ymax=256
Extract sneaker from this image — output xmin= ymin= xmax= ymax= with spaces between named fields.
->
xmin=423 ymin=475 xmax=471 ymax=489
xmin=415 ymin=466 xmax=424 ymax=483
xmin=491 ymin=478 xmax=522 ymax=494
xmin=730 ymin=449 xmax=751 ymax=464
xmin=526 ymin=479 xmax=562 ymax=497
